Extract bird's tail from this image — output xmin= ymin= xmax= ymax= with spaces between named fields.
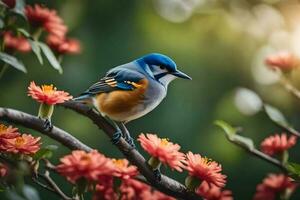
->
xmin=72 ymin=93 xmax=92 ymax=103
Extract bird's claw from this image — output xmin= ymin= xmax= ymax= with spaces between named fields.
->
xmin=125 ymin=136 xmax=136 ymax=148
xmin=153 ymin=169 xmax=162 ymax=182
xmin=43 ymin=118 xmax=53 ymax=131
xmin=111 ymin=130 xmax=122 ymax=145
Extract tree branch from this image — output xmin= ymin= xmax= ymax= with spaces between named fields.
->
xmin=61 ymin=101 xmax=201 ymax=200
xmin=0 ymin=107 xmax=92 ymax=152
xmin=0 ymin=105 xmax=201 ymax=200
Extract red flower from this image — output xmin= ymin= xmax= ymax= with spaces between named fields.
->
xmin=93 ymin=178 xmax=118 ymax=200
xmin=28 ymin=81 xmax=72 ymax=105
xmin=3 ymin=134 xmax=41 ymax=155
xmin=3 ymin=31 xmax=31 ymax=53
xmin=0 ymin=124 xmax=20 ymax=140
xmin=184 ymin=152 xmax=227 ymax=188
xmin=25 ymin=5 xmax=67 ymax=38
xmin=137 ymin=133 xmax=185 ymax=172
xmin=143 ymin=191 xmax=176 ymax=200
xmin=261 ymin=133 xmax=296 ymax=156
xmin=112 ymin=159 xmax=138 ymax=180
xmin=46 ymin=35 xmax=81 ymax=55
xmin=56 ymin=150 xmax=115 ymax=183
xmin=254 ymin=174 xmax=297 ymax=200
xmin=196 ymin=182 xmax=233 ymax=200
xmin=265 ymin=51 xmax=299 ymax=71
xmin=0 ymin=163 xmax=8 ymax=177
xmin=120 ymin=178 xmax=151 ymax=200
xmin=2 ymin=0 xmax=15 ymax=8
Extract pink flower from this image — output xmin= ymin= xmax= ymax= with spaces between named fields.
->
xmin=120 ymin=178 xmax=175 ymax=200
xmin=196 ymin=182 xmax=233 ymax=200
xmin=254 ymin=174 xmax=297 ymax=200
xmin=28 ymin=81 xmax=72 ymax=105
xmin=93 ymin=178 xmax=118 ymax=200
xmin=3 ymin=31 xmax=31 ymax=53
xmin=265 ymin=51 xmax=299 ymax=71
xmin=0 ymin=163 xmax=8 ymax=177
xmin=46 ymin=35 xmax=81 ymax=55
xmin=137 ymin=133 xmax=185 ymax=171
xmin=0 ymin=124 xmax=20 ymax=139
xmin=3 ymin=134 xmax=41 ymax=155
xmin=112 ymin=159 xmax=138 ymax=180
xmin=184 ymin=152 xmax=227 ymax=188
xmin=25 ymin=5 xmax=67 ymax=38
xmin=120 ymin=178 xmax=151 ymax=200
xmin=56 ymin=150 xmax=115 ymax=183
xmin=261 ymin=133 xmax=296 ymax=156
xmin=2 ymin=0 xmax=15 ymax=8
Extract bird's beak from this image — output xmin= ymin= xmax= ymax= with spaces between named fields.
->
xmin=172 ymin=69 xmax=192 ymax=80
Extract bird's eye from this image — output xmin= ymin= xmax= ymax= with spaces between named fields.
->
xmin=159 ymin=66 xmax=165 ymax=70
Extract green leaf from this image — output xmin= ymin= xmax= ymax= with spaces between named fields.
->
xmin=264 ymin=104 xmax=289 ymax=127
xmin=287 ymin=162 xmax=300 ymax=180
xmin=11 ymin=0 xmax=26 ymax=19
xmin=17 ymin=28 xmax=31 ymax=38
xmin=214 ymin=120 xmax=255 ymax=151
xmin=6 ymin=191 xmax=26 ymax=200
xmin=33 ymin=145 xmax=58 ymax=160
xmin=0 ymin=18 xmax=4 ymax=29
xmin=0 ymin=52 xmax=26 ymax=73
xmin=28 ymin=40 xmax=43 ymax=65
xmin=23 ymin=185 xmax=40 ymax=200
xmin=38 ymin=42 xmax=62 ymax=74
xmin=264 ymin=104 xmax=300 ymax=136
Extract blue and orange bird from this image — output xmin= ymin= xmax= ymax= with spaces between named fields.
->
xmin=73 ymin=53 xmax=191 ymax=147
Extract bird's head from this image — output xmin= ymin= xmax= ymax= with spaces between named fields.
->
xmin=136 ymin=53 xmax=192 ymax=87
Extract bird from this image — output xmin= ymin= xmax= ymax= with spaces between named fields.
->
xmin=73 ymin=53 xmax=191 ymax=147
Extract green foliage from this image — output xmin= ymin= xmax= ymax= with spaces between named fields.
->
xmin=33 ymin=145 xmax=58 ymax=160
xmin=0 ymin=52 xmax=26 ymax=73
xmin=287 ymin=162 xmax=300 ymax=180
xmin=214 ymin=120 xmax=255 ymax=151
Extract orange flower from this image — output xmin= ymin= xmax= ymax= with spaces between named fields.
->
xmin=25 ymin=5 xmax=67 ymax=38
xmin=3 ymin=31 xmax=31 ymax=53
xmin=56 ymin=150 xmax=115 ymax=183
xmin=184 ymin=152 xmax=227 ymax=188
xmin=46 ymin=35 xmax=81 ymax=55
xmin=2 ymin=0 xmax=15 ymax=8
xmin=112 ymin=159 xmax=138 ymax=180
xmin=253 ymin=174 xmax=297 ymax=200
xmin=137 ymin=133 xmax=185 ymax=172
xmin=260 ymin=133 xmax=296 ymax=156
xmin=265 ymin=51 xmax=299 ymax=71
xmin=0 ymin=124 xmax=20 ymax=140
xmin=0 ymin=163 xmax=8 ymax=177
xmin=196 ymin=182 xmax=233 ymax=200
xmin=3 ymin=134 xmax=41 ymax=155
xmin=28 ymin=81 xmax=72 ymax=105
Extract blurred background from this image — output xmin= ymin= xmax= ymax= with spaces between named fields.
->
xmin=2 ymin=0 xmax=300 ymax=199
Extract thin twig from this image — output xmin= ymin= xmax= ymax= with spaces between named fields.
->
xmin=39 ymin=171 xmax=76 ymax=200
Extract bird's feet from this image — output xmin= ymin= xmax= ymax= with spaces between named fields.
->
xmin=111 ymin=129 xmax=122 ymax=145
xmin=125 ymin=136 xmax=136 ymax=149
xmin=153 ymin=169 xmax=162 ymax=182
xmin=42 ymin=118 xmax=53 ymax=131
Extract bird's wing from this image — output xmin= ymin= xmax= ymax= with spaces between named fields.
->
xmin=80 ymin=68 xmax=146 ymax=96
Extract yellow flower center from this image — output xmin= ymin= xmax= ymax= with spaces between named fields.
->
xmin=202 ymin=157 xmax=212 ymax=165
xmin=0 ymin=124 xmax=8 ymax=134
xmin=160 ymin=138 xmax=169 ymax=147
xmin=80 ymin=155 xmax=91 ymax=163
xmin=113 ymin=159 xmax=125 ymax=168
xmin=41 ymin=84 xmax=56 ymax=94
xmin=15 ymin=137 xmax=25 ymax=147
